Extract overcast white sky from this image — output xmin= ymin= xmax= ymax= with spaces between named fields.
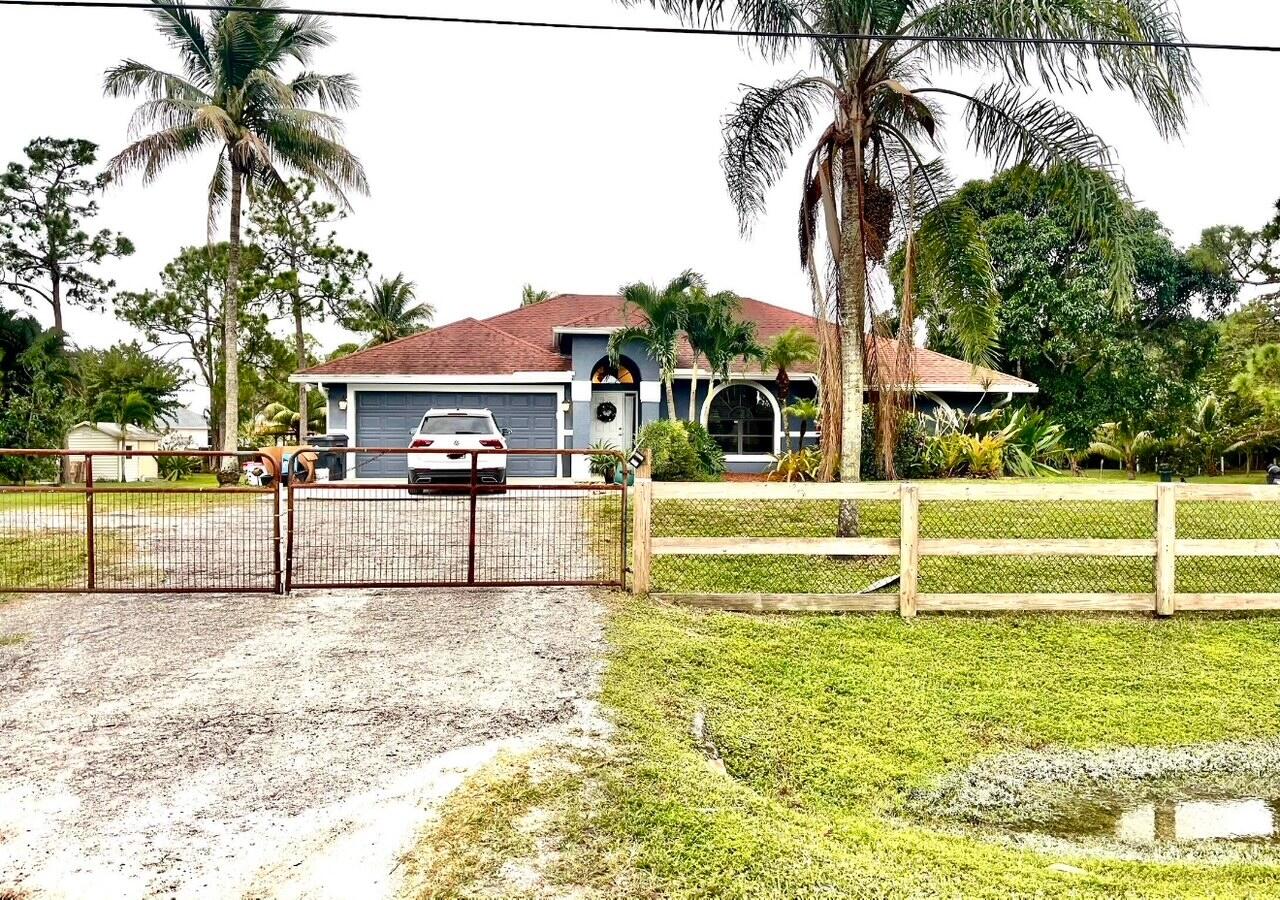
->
xmin=3 ymin=0 xmax=1280 ymax=410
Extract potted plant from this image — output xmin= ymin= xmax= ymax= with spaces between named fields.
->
xmin=588 ymin=440 xmax=619 ymax=483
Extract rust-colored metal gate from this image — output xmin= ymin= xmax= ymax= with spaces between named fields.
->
xmin=285 ymin=448 xmax=627 ymax=590
xmin=0 ymin=447 xmax=626 ymax=594
xmin=0 ymin=450 xmax=280 ymax=594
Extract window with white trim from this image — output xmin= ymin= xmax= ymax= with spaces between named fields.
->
xmin=707 ymin=384 xmax=775 ymax=455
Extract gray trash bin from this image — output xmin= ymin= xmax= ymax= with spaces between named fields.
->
xmin=309 ymin=434 xmax=350 ymax=481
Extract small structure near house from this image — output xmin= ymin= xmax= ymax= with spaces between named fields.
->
xmin=66 ymin=422 xmax=162 ymax=482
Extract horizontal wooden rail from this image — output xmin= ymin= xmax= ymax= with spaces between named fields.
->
xmin=918 ymin=538 xmax=1156 ymax=557
xmin=918 ymin=593 xmax=1155 ymax=611
xmin=1175 ymin=539 xmax=1280 ymax=557
xmin=1174 ymin=593 xmax=1280 ymax=610
xmin=650 ymin=481 xmax=901 ymax=501
xmin=651 ymin=537 xmax=899 ymax=556
xmin=916 ymin=482 xmax=1158 ymax=502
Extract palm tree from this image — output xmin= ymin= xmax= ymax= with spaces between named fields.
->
xmin=684 ymin=286 xmax=743 ymax=421
xmin=351 ymin=274 xmax=434 ymax=346
xmin=761 ymin=326 xmax=820 ymax=408
xmin=521 ymin=284 xmax=555 ymax=306
xmin=1089 ymin=420 xmax=1157 ymax=480
xmin=104 ymin=0 xmax=368 ymax=467
xmin=638 ymin=0 xmax=1195 ymax=494
xmin=609 ymin=271 xmax=700 ymax=420
xmin=785 ymin=398 xmax=821 ymax=454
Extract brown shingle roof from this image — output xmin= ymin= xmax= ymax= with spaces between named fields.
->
xmin=297 ymin=294 xmax=1037 ymax=392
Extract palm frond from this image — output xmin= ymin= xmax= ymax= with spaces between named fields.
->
xmin=104 ymin=59 xmax=210 ymax=102
xmin=915 ymin=199 xmax=999 ymax=367
xmin=146 ymin=0 xmax=215 ymax=86
xmin=290 ymin=72 xmax=360 ymax=110
xmin=904 ymin=0 xmax=1196 ymax=136
xmin=109 ymin=124 xmax=215 ymax=184
xmin=925 ymin=83 xmax=1114 ymax=172
xmin=723 ymin=74 xmax=834 ymax=234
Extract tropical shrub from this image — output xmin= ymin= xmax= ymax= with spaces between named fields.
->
xmin=636 ymin=420 xmax=703 ymax=481
xmin=588 ymin=440 xmax=619 ymax=478
xmin=924 ymin=433 xmax=1007 ymax=479
xmin=684 ymin=421 xmax=727 ymax=478
xmin=1089 ymin=420 xmax=1158 ymax=479
xmin=1000 ymin=407 xmax=1068 ymax=477
xmin=769 ymin=446 xmax=822 ymax=482
xmin=860 ymin=409 xmax=931 ymax=480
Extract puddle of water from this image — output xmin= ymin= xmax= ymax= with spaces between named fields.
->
xmin=1039 ymin=797 xmax=1280 ymax=845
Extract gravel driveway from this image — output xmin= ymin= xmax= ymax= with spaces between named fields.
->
xmin=0 ymin=587 xmax=607 ymax=899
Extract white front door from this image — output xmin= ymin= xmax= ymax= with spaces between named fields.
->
xmin=589 ymin=391 xmax=636 ymax=451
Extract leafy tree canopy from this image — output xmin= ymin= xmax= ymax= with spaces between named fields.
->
xmin=914 ymin=167 xmax=1235 ymax=445
xmin=0 ymin=308 xmax=74 ymax=480
xmin=73 ymin=341 xmax=187 ymax=438
xmin=0 ymin=138 xmax=134 ymax=332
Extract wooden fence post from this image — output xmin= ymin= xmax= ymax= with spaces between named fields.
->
xmin=1156 ymin=483 xmax=1176 ymax=617
xmin=899 ymin=483 xmax=920 ymax=618
xmin=633 ymin=478 xmax=653 ymax=594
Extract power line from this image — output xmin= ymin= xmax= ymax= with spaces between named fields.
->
xmin=4 ymin=0 xmax=1280 ymax=54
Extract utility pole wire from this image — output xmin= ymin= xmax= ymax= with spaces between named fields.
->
xmin=3 ymin=0 xmax=1280 ymax=54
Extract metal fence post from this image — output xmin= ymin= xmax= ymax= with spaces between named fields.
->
xmin=467 ymin=451 xmax=479 ymax=585
xmin=85 ymin=454 xmax=96 ymax=591
xmin=284 ymin=480 xmax=296 ymax=594
xmin=1156 ymin=483 xmax=1177 ymax=616
xmin=899 ymin=483 xmax=920 ymax=618
xmin=632 ymin=478 xmax=653 ymax=594
xmin=273 ymin=478 xmax=283 ymax=594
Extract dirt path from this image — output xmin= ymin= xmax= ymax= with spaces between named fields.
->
xmin=0 ymin=587 xmax=607 ymax=899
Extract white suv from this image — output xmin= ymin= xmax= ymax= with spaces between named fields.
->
xmin=408 ymin=408 xmax=509 ymax=490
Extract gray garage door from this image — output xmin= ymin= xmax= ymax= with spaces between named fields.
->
xmin=354 ymin=391 xmax=560 ymax=478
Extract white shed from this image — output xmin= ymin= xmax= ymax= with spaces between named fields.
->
xmin=66 ymin=423 xmax=163 ymax=482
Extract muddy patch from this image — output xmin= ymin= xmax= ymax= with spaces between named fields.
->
xmin=912 ymin=740 xmax=1280 ymax=860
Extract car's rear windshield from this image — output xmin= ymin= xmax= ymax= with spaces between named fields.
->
xmin=419 ymin=415 xmax=495 ymax=435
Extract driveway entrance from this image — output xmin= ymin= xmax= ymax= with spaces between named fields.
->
xmin=0 ymin=586 xmax=606 ymax=899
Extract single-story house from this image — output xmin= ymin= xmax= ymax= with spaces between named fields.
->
xmin=160 ymin=406 xmax=211 ymax=449
xmin=66 ymin=422 xmax=162 ymax=482
xmin=291 ymin=294 xmax=1038 ymax=479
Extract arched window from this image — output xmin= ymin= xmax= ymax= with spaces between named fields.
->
xmin=591 ymin=357 xmax=639 ymax=385
xmin=707 ymin=383 xmax=776 ymax=455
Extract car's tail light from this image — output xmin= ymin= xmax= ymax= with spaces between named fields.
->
xmin=479 ymin=439 xmax=505 ymax=449
xmin=410 ymin=439 xmax=434 ymax=448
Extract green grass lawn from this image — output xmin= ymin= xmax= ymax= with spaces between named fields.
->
xmin=652 ymin=480 xmax=1280 ymax=595
xmin=419 ymin=599 xmax=1280 ymax=898
xmin=0 ymin=473 xmax=222 ymax=511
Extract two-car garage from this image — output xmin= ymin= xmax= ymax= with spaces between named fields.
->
xmin=352 ymin=390 xmax=561 ymax=478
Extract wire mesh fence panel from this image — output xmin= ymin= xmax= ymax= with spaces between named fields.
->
xmin=0 ymin=490 xmax=88 ymax=591
xmin=474 ymin=489 xmax=625 ymax=585
xmin=93 ymin=490 xmax=278 ymax=592
xmin=920 ymin=500 xmax=1157 ymax=540
xmin=652 ymin=554 xmax=898 ymax=595
xmin=649 ymin=496 xmax=899 ymax=594
xmin=289 ymin=488 xmax=472 ymax=587
xmin=1177 ymin=499 xmax=1280 ymax=593
xmin=653 ymin=498 xmax=900 ymax=538
xmin=918 ymin=555 xmax=1156 ymax=594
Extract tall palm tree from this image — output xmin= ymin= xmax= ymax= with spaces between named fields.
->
xmin=761 ymin=326 xmax=820 ymax=408
xmin=637 ymin=0 xmax=1196 ymax=495
xmin=352 ymin=274 xmax=433 ymax=346
xmin=684 ymin=286 xmax=743 ymax=421
xmin=609 ymin=271 xmax=700 ymax=420
xmin=104 ymin=0 xmax=368 ymax=466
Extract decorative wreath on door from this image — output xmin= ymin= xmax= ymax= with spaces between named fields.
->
xmin=595 ymin=401 xmax=618 ymax=423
